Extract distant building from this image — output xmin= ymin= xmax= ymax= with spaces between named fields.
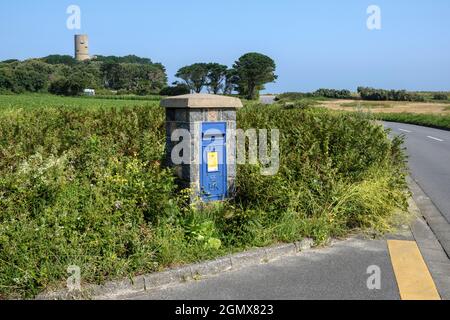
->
xmin=74 ymin=34 xmax=90 ymax=61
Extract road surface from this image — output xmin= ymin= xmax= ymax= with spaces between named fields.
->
xmin=383 ymin=122 xmax=450 ymax=223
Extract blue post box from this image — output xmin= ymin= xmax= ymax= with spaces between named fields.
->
xmin=162 ymin=94 xmax=243 ymax=203
xmin=201 ymin=122 xmax=227 ymax=201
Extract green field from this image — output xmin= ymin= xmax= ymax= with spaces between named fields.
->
xmin=0 ymin=94 xmax=161 ymax=113
xmin=0 ymin=94 xmax=409 ymax=298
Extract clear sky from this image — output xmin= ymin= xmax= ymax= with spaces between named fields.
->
xmin=1 ymin=0 xmax=449 ymax=93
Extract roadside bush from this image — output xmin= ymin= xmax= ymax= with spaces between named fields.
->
xmin=0 ymin=100 xmax=408 ymax=298
xmin=233 ymin=105 xmax=408 ymax=244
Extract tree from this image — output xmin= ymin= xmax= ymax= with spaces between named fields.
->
xmin=160 ymin=83 xmax=190 ymax=96
xmin=0 ymin=67 xmax=16 ymax=92
xmin=223 ymin=68 xmax=239 ymax=95
xmin=206 ymin=63 xmax=227 ymax=94
xmin=138 ymin=63 xmax=167 ymax=93
xmin=101 ymin=61 xmax=167 ymax=94
xmin=41 ymin=55 xmax=76 ymax=66
xmin=101 ymin=62 xmax=123 ymax=90
xmin=175 ymin=63 xmax=209 ymax=93
xmin=94 ymin=55 xmax=153 ymax=65
xmin=13 ymin=60 xmax=52 ymax=92
xmin=49 ymin=71 xmax=95 ymax=96
xmin=233 ymin=53 xmax=277 ymax=100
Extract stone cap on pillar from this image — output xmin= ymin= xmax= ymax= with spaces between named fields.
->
xmin=161 ymin=93 xmax=243 ymax=109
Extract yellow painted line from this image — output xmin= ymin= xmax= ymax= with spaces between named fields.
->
xmin=388 ymin=240 xmax=441 ymax=300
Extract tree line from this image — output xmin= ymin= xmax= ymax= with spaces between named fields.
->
xmin=0 ymin=55 xmax=167 ymax=96
xmin=0 ymin=52 xmax=277 ymax=100
xmin=357 ymin=87 xmax=426 ymax=102
xmin=278 ymin=87 xmax=448 ymax=102
xmin=171 ymin=52 xmax=277 ymax=100
xmin=276 ymin=89 xmax=353 ymax=101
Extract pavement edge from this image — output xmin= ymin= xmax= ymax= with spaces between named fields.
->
xmin=408 ymin=177 xmax=450 ymax=300
xmin=36 ymin=239 xmax=315 ymax=300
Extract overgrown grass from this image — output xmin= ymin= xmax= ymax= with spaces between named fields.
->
xmin=340 ymin=101 xmax=393 ymax=109
xmin=376 ymin=113 xmax=450 ymax=130
xmin=0 ymin=95 xmax=409 ymax=298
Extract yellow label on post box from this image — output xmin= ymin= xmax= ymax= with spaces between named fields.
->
xmin=207 ymin=152 xmax=219 ymax=172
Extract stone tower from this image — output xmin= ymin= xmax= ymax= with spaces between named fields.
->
xmin=74 ymin=34 xmax=90 ymax=61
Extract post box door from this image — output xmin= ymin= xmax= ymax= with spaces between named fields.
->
xmin=201 ymin=123 xmax=227 ymax=201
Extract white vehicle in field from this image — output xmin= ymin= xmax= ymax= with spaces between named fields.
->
xmin=83 ymin=89 xmax=95 ymax=96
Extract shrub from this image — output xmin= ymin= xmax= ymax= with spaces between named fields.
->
xmin=314 ymin=88 xmax=352 ymax=99
xmin=357 ymin=87 xmax=425 ymax=102
xmin=276 ymin=89 xmax=352 ymax=101
xmin=433 ymin=93 xmax=448 ymax=101
xmin=159 ymin=84 xmax=190 ymax=96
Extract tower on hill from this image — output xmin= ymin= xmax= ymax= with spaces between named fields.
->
xmin=74 ymin=34 xmax=90 ymax=61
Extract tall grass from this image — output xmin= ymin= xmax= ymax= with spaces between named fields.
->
xmin=377 ymin=113 xmax=450 ymax=130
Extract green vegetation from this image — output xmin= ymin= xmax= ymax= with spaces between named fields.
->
xmin=0 ymin=55 xmax=167 ymax=96
xmin=276 ymin=89 xmax=352 ymax=101
xmin=175 ymin=63 xmax=211 ymax=94
xmin=376 ymin=113 xmax=450 ymax=130
xmin=314 ymin=89 xmax=352 ymax=99
xmin=357 ymin=87 xmax=425 ymax=102
xmin=175 ymin=62 xmax=230 ymax=94
xmin=0 ymin=94 xmax=160 ymax=113
xmin=433 ymin=93 xmax=449 ymax=101
xmin=232 ymin=53 xmax=277 ymax=100
xmin=0 ymin=94 xmax=408 ymax=298
xmin=277 ymin=88 xmax=450 ymax=103
xmin=175 ymin=52 xmax=277 ymax=100
xmin=159 ymin=84 xmax=191 ymax=97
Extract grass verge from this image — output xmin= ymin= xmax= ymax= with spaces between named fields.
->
xmin=376 ymin=113 xmax=450 ymax=130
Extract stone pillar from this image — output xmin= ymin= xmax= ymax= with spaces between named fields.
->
xmin=161 ymin=94 xmax=243 ymax=202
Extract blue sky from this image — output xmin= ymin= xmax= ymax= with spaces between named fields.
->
xmin=1 ymin=0 xmax=449 ymax=92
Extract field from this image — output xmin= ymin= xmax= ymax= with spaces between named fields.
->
xmin=0 ymin=94 xmax=409 ymax=298
xmin=319 ymin=99 xmax=450 ymax=115
xmin=317 ymin=99 xmax=450 ymax=130
xmin=0 ymin=94 xmax=161 ymax=113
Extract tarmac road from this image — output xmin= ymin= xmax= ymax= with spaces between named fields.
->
xmin=383 ymin=122 xmax=450 ymax=223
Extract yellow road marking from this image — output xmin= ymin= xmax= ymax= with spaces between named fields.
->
xmin=388 ymin=240 xmax=441 ymax=300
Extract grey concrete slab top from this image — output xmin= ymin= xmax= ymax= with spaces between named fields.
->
xmin=161 ymin=94 xmax=243 ymax=109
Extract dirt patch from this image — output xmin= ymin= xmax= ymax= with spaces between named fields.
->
xmin=320 ymin=99 xmax=450 ymax=115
